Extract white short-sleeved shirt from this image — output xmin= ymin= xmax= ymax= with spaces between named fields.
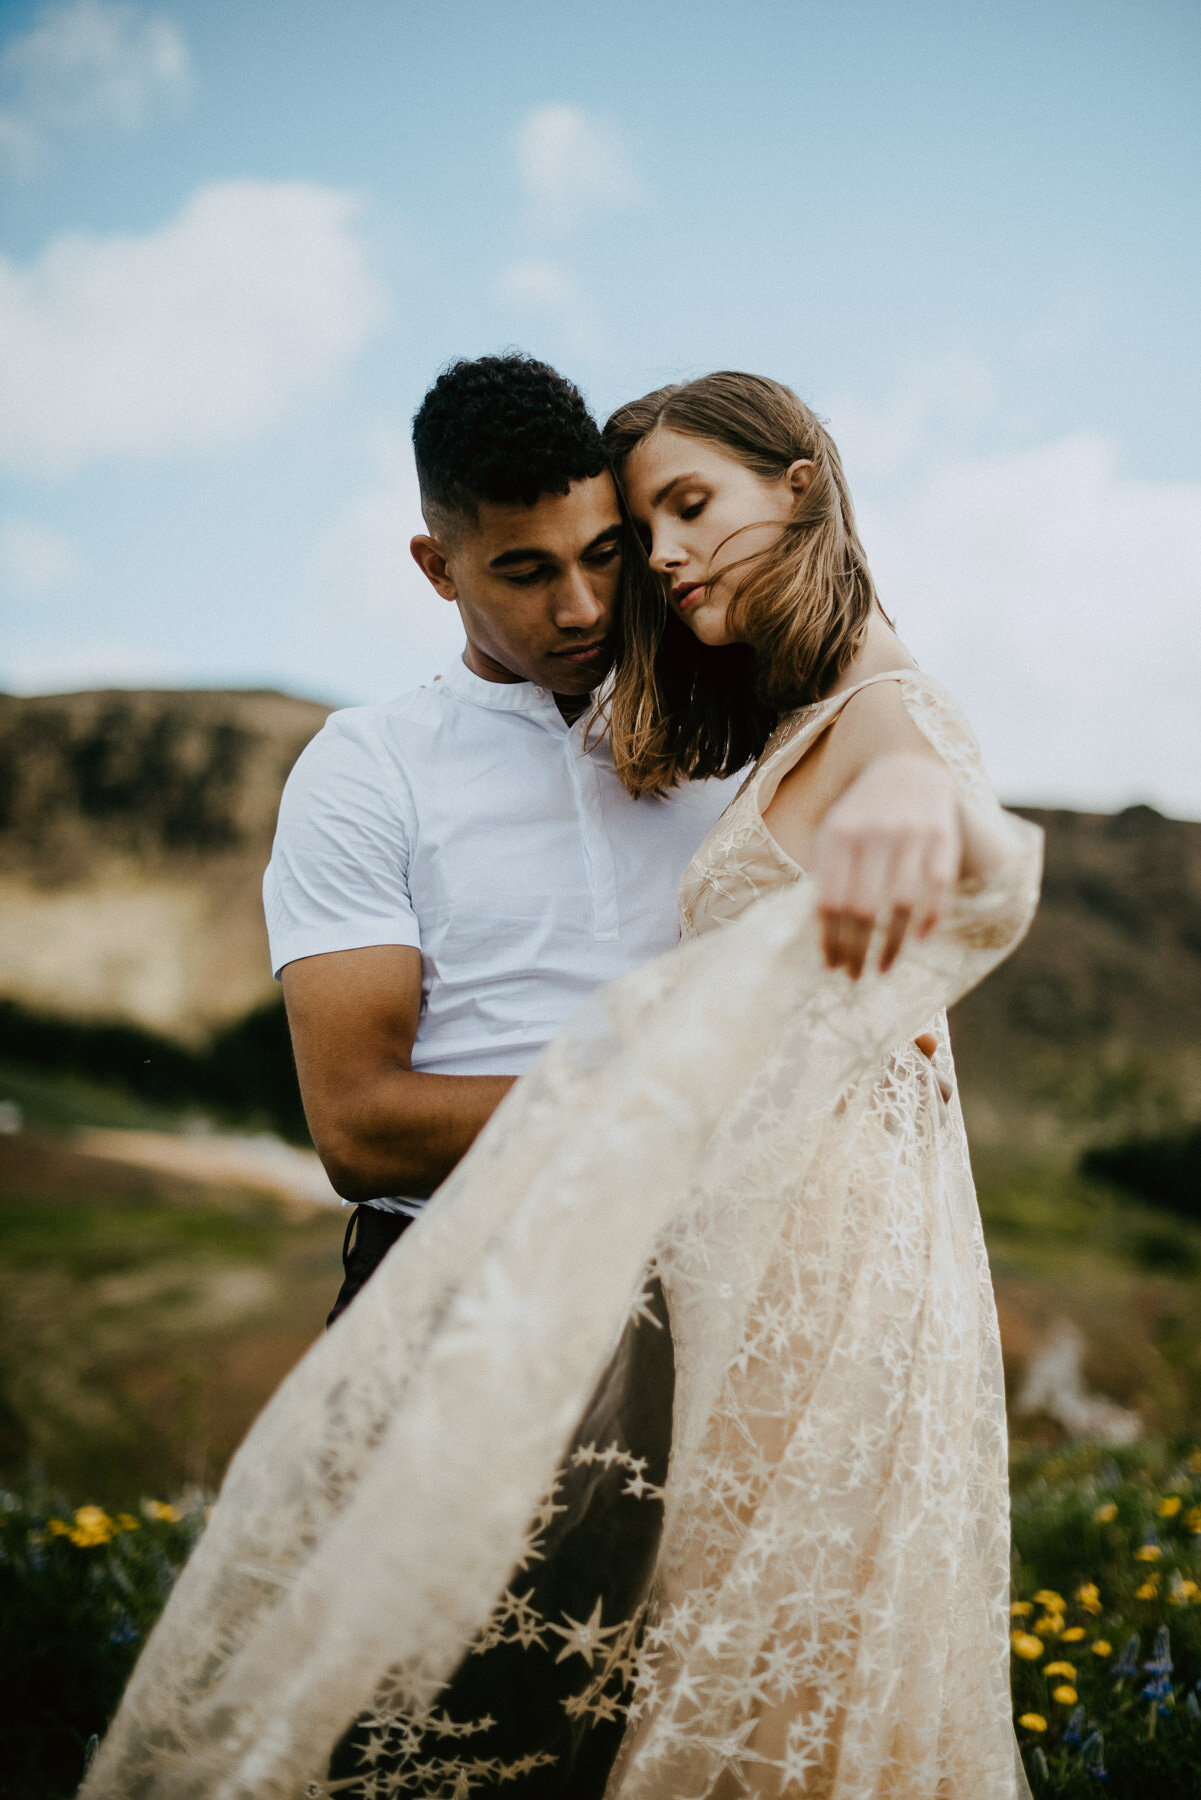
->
xmin=264 ymin=659 xmax=736 ymax=1204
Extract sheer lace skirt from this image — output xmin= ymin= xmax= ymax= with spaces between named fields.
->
xmin=614 ymin=1048 xmax=1018 ymax=1796
xmin=79 ymin=837 xmax=1040 ymax=1800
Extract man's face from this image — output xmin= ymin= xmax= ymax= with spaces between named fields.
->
xmin=412 ymin=473 xmax=623 ymax=696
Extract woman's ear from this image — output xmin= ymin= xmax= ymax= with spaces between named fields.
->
xmin=785 ymin=458 xmax=816 ymax=500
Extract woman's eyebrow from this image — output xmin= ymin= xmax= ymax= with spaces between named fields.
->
xmin=651 ymin=472 xmax=702 ymax=508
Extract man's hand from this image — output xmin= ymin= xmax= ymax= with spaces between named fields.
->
xmin=281 ymin=945 xmax=514 ymax=1202
xmin=914 ymin=1030 xmax=953 ymax=1103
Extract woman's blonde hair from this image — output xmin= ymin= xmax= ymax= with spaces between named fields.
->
xmin=602 ymin=370 xmax=881 ymax=796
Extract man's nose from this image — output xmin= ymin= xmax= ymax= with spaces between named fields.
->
xmin=553 ymin=567 xmax=607 ymax=630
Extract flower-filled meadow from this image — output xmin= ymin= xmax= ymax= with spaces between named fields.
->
xmin=1011 ymin=1441 xmax=1201 ymax=1795
xmin=7 ymin=1443 xmax=1201 ymax=1797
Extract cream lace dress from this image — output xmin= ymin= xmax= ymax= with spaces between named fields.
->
xmin=81 ymin=669 xmax=1040 ymax=1800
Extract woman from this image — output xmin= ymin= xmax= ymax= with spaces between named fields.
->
xmin=81 ymin=379 xmax=1039 ymax=1800
xmin=595 ymin=371 xmax=1038 ymax=1796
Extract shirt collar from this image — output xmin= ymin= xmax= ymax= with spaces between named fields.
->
xmin=435 ymin=655 xmax=575 ymax=725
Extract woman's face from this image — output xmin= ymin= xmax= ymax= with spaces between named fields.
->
xmin=621 ymin=427 xmax=810 ymax=646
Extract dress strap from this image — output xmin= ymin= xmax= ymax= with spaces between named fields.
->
xmin=752 ymin=667 xmax=932 ymax=814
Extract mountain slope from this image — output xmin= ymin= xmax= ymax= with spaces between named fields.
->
xmin=2 ymin=688 xmax=1199 ymax=1128
xmin=0 ymin=688 xmax=329 ymax=1043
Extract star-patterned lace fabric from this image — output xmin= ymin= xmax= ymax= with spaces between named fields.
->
xmin=81 ymin=669 xmax=1040 ymax=1800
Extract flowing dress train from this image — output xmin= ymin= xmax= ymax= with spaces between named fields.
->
xmin=80 ymin=668 xmax=1040 ymax=1800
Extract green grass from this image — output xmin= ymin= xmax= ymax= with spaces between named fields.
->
xmin=1010 ymin=1442 xmax=1201 ymax=1797
xmin=0 ymin=1146 xmax=344 ymax=1504
xmin=0 ymin=1484 xmax=202 ymax=1800
xmin=0 ymin=1059 xmax=194 ymax=1135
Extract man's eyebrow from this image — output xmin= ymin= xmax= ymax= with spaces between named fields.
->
xmin=488 ymin=545 xmax=556 ymax=570
xmin=487 ymin=523 xmax=622 ymax=571
xmin=650 ymin=472 xmax=701 ymax=509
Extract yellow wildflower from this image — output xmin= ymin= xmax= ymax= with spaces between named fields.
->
xmin=1061 ymin=1627 xmax=1086 ymax=1642
xmin=1043 ymin=1661 xmax=1076 ymax=1679
xmin=46 ymin=1518 xmax=72 ymax=1536
xmin=1094 ymin=1502 xmax=1118 ymax=1524
xmin=114 ymin=1513 xmax=140 ymax=1533
xmin=1011 ymin=1632 xmax=1044 ymax=1661
xmin=1019 ymin=1713 xmax=1048 ymax=1733
xmin=1136 ymin=1577 xmax=1161 ymax=1600
xmin=1076 ymin=1581 xmax=1103 ymax=1614
xmin=1034 ymin=1614 xmax=1062 ymax=1636
xmin=1052 ymin=1685 xmax=1079 ymax=1705
xmin=1185 ymin=1505 xmax=1201 ymax=1534
xmin=143 ymin=1499 xmax=181 ymax=1523
xmin=1160 ymin=1496 xmax=1183 ymax=1517
xmin=1011 ymin=1601 xmax=1033 ymax=1616
xmin=1170 ymin=1577 xmax=1199 ymax=1605
xmin=1135 ymin=1543 xmax=1163 ymax=1562
xmin=1091 ymin=1639 xmax=1113 ymax=1657
xmin=1034 ymin=1589 xmax=1065 ymax=1610
xmin=69 ymin=1505 xmax=117 ymax=1547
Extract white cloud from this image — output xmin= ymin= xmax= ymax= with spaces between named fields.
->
xmin=828 ymin=353 xmax=997 ymax=483
xmin=496 ymin=258 xmax=602 ymax=358
xmin=0 ymin=179 xmax=387 ymax=477
xmin=514 ymin=104 xmax=639 ymax=233
xmin=0 ymin=0 xmax=191 ymax=174
xmin=0 ymin=516 xmax=80 ymax=596
xmin=313 ymin=428 xmax=464 ymax=675
xmin=849 ymin=429 xmax=1201 ymax=816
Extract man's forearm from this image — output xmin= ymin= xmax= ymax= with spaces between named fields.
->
xmin=311 ymin=1069 xmax=516 ymax=1203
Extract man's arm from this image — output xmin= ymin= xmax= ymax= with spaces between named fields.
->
xmin=281 ymin=944 xmax=514 ymax=1202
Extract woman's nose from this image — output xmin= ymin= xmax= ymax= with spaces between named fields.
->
xmin=648 ymin=531 xmax=683 ymax=576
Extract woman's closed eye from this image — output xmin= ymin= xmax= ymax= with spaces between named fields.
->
xmin=679 ymin=500 xmax=706 ymax=521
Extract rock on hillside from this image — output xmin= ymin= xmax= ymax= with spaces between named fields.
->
xmin=0 ymin=688 xmax=330 ymax=1044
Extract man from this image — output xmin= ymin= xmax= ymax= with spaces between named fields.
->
xmin=263 ymin=353 xmax=735 ymax=1796
xmin=266 ymin=353 xmax=733 ymax=1317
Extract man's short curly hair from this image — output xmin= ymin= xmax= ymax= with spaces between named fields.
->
xmin=412 ymin=354 xmax=607 ymax=534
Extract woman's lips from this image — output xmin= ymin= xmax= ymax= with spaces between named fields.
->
xmin=673 ymin=583 xmax=705 ymax=612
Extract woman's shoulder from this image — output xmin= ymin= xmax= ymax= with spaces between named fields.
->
xmin=761 ymin=665 xmax=994 ymax=814
xmin=820 ymin=668 xmax=995 ymax=807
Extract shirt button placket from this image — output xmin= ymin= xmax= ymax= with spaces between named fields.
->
xmin=568 ymin=728 xmax=619 ymax=942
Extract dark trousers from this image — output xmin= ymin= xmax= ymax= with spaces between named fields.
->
xmin=325 ymin=1204 xmax=674 ymax=1798
xmin=326 ymin=1203 xmax=414 ymax=1328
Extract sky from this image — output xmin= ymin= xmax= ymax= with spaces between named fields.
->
xmin=0 ymin=0 xmax=1198 ymax=814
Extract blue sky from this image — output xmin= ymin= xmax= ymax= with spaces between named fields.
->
xmin=1 ymin=0 xmax=1198 ymax=812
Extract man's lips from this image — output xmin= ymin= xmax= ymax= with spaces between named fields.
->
xmin=550 ymin=638 xmax=609 ymax=663
xmin=672 ymin=583 xmax=705 ymax=612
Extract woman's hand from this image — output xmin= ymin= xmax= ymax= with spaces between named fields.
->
xmin=813 ymin=752 xmax=961 ymax=978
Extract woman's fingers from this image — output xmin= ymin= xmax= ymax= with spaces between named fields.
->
xmin=916 ymin=822 xmax=957 ymax=937
xmin=814 ymin=755 xmax=964 ymax=975
xmin=877 ymin=839 xmax=923 ymax=971
xmin=877 ymin=905 xmax=911 ymax=974
xmin=842 ymin=839 xmax=893 ymax=978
